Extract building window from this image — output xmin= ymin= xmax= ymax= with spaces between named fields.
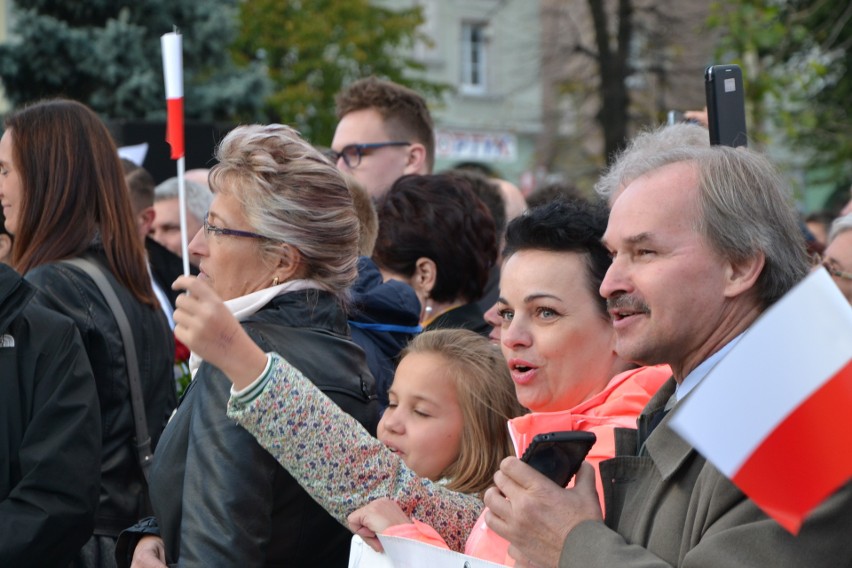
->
xmin=461 ymin=22 xmax=487 ymax=94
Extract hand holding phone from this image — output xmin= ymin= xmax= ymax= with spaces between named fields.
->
xmin=520 ymin=431 xmax=596 ymax=488
xmin=705 ymin=64 xmax=748 ymax=147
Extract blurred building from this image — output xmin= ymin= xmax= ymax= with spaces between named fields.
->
xmin=376 ymin=0 xmax=543 ymax=187
xmin=379 ymin=0 xmax=718 ymax=193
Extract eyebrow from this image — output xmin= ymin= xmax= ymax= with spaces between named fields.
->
xmin=497 ymin=292 xmax=563 ymax=305
xmin=387 ymin=390 xmax=440 ymax=407
xmin=601 ymin=231 xmax=654 ymax=248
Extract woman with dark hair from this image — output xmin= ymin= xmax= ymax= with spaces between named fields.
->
xmin=373 ymin=173 xmax=498 ymax=336
xmin=0 ymin=99 xmax=177 ymax=566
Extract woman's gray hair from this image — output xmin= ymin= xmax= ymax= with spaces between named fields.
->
xmin=618 ymin=144 xmax=809 ymax=308
xmin=595 ymin=123 xmax=709 ymax=203
xmin=828 ymin=213 xmax=852 ymax=244
xmin=209 ymin=124 xmax=359 ymax=295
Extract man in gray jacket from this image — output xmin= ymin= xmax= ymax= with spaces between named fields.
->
xmin=483 ymin=142 xmax=852 ymax=567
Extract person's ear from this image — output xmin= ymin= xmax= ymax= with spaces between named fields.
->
xmin=274 ymin=243 xmax=304 ymax=283
xmin=137 ymin=207 xmax=156 ymax=239
xmin=412 ymin=256 xmax=437 ymax=296
xmin=403 ymin=143 xmax=429 ymax=175
xmin=724 ymin=251 xmax=765 ymax=299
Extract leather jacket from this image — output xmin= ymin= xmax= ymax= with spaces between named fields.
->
xmin=119 ymin=288 xmax=380 ymax=568
xmin=25 ymin=251 xmax=177 ymax=537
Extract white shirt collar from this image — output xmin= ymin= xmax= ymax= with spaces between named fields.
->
xmin=675 ymin=333 xmax=745 ymax=401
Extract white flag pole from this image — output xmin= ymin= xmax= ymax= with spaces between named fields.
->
xmin=161 ymin=31 xmax=190 ymax=276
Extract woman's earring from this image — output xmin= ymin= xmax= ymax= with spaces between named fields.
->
xmin=424 ymin=299 xmax=433 ymax=319
xmin=272 ymin=276 xmax=280 ymax=286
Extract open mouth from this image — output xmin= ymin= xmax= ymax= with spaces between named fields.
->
xmin=508 ymin=359 xmax=538 ymax=384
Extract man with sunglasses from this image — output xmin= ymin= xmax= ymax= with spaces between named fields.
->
xmin=329 ymin=76 xmax=434 ymax=199
xmin=822 ymin=213 xmax=852 ymax=304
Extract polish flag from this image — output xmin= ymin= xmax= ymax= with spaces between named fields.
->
xmin=670 ymin=267 xmax=852 ymax=534
xmin=161 ymin=32 xmax=184 ymax=160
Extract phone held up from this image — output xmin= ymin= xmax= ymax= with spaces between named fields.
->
xmin=520 ymin=431 xmax=596 ymax=488
xmin=705 ymin=64 xmax=748 ymax=147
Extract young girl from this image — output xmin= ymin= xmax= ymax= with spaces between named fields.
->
xmin=380 ymin=329 xmax=526 ymax=495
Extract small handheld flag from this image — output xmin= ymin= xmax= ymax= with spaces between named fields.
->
xmin=670 ymin=268 xmax=852 ymax=534
xmin=161 ymin=31 xmax=190 ymax=276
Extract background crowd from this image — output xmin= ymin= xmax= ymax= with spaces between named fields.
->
xmin=0 ymin=70 xmax=851 ymax=568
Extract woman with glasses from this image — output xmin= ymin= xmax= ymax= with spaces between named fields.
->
xmin=117 ymin=124 xmax=380 ymax=568
xmin=0 ymin=99 xmax=176 ymax=567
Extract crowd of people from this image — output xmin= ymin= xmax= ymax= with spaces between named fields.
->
xmin=0 ymin=72 xmax=850 ymax=568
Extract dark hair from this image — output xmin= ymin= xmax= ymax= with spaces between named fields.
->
xmin=373 ymin=174 xmax=497 ymax=304
xmin=336 ymin=76 xmax=435 ymax=172
xmin=503 ymin=197 xmax=611 ymax=315
xmin=526 ymin=180 xmax=583 ymax=209
xmin=445 ymin=169 xmax=506 ymax=237
xmin=7 ymin=99 xmax=157 ymax=307
xmin=120 ymin=159 xmax=156 ymax=215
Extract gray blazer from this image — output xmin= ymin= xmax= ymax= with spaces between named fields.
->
xmin=560 ymin=378 xmax=852 ymax=567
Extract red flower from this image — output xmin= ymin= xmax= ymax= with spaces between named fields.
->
xmin=174 ymin=337 xmax=190 ymax=363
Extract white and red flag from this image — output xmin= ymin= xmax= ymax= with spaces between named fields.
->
xmin=161 ymin=32 xmax=184 ymax=160
xmin=160 ymin=31 xmax=190 ymax=275
xmin=670 ymin=267 xmax=852 ymax=534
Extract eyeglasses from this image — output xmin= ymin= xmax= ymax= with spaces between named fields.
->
xmin=203 ymin=214 xmax=269 ymax=241
xmin=817 ymin=255 xmax=852 ymax=281
xmin=326 ymin=141 xmax=411 ymax=169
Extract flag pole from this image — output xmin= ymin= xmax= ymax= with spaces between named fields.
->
xmin=161 ymin=30 xmax=189 ymax=276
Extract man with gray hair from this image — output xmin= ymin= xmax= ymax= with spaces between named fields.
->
xmin=822 ymin=213 xmax=852 ymax=304
xmin=484 ymin=140 xmax=852 ymax=566
xmin=151 ymin=176 xmax=212 ymax=268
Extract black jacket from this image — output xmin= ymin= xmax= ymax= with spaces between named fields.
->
xmin=425 ymin=301 xmax=491 ymax=337
xmin=0 ymin=264 xmax=102 ymax=567
xmin=25 ymin=251 xmax=177 ymax=536
xmin=145 ymin=236 xmax=198 ymax=309
xmin=120 ymin=289 xmax=380 ymax=567
xmin=348 ymin=257 xmax=421 ymax=407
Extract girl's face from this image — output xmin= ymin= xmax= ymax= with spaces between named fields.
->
xmin=378 ymin=351 xmax=464 ymax=481
xmin=0 ymin=129 xmax=23 ymax=235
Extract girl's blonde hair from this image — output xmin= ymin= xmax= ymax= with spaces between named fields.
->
xmin=399 ymin=329 xmax=526 ymax=495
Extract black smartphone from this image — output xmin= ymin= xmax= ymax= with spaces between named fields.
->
xmin=519 ymin=431 xmax=596 ymax=487
xmin=705 ymin=64 xmax=748 ymax=147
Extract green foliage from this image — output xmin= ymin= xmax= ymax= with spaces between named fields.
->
xmin=709 ymin=0 xmax=852 ymax=185
xmin=234 ymin=0 xmax=446 ymax=145
xmin=0 ymin=0 xmax=270 ymax=121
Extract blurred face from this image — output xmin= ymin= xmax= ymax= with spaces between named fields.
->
xmin=378 ymin=351 xmax=464 ymax=481
xmin=0 ymin=129 xmax=23 ymax=235
xmin=151 ymin=197 xmax=204 ymax=266
xmin=188 ymin=192 xmax=277 ymax=301
xmin=483 ymin=302 xmax=502 ymax=344
xmin=331 ymin=108 xmax=413 ymax=199
xmin=498 ymin=249 xmax=617 ymax=413
xmin=823 ymin=231 xmax=852 ymax=304
xmin=600 ymin=162 xmax=735 ymax=380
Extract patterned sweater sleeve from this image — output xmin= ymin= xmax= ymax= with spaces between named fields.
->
xmin=226 ymin=352 xmax=482 ymax=552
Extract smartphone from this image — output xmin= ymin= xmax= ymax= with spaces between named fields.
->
xmin=519 ymin=431 xmax=596 ymax=487
xmin=705 ymin=64 xmax=748 ymax=147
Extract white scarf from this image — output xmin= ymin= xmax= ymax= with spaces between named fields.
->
xmin=188 ymin=279 xmax=326 ymax=377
